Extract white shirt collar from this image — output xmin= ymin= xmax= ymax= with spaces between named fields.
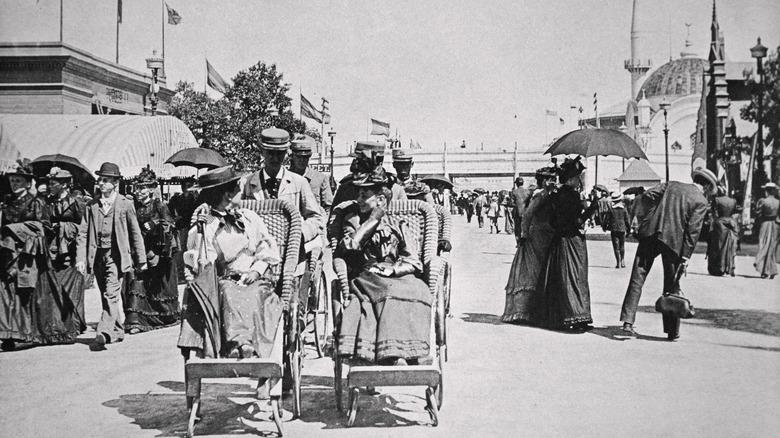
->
xmin=100 ymin=191 xmax=117 ymax=207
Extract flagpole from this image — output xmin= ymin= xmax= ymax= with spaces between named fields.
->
xmin=115 ymin=3 xmax=120 ymax=64
xmin=59 ymin=0 xmax=63 ymax=42
xmin=161 ymin=0 xmax=166 ymax=77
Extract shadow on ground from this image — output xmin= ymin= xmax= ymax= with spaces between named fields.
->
xmin=460 ymin=313 xmax=504 ymax=325
xmin=637 ymin=305 xmax=780 ymax=337
xmin=104 ymin=375 xmax=437 ymax=436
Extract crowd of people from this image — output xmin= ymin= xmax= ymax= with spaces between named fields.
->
xmin=0 ymin=129 xmax=453 ymax=371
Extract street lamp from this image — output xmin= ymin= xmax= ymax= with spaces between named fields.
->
xmin=751 ymin=37 xmax=768 ymax=192
xmin=659 ymin=98 xmax=671 ymax=182
xmin=145 ymin=50 xmax=164 ymax=116
xmin=327 ymin=128 xmax=337 ymax=188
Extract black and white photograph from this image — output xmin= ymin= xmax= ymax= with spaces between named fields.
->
xmin=1 ymin=0 xmax=779 ymax=436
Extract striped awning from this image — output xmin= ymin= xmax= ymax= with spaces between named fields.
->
xmin=0 ymin=115 xmax=199 ymax=178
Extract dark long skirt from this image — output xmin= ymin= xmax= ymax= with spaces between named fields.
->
xmin=531 ymin=234 xmax=592 ymax=328
xmin=754 ymin=219 xmax=779 ymax=277
xmin=503 ymin=223 xmax=555 ymax=323
xmin=337 ymin=271 xmax=432 ymax=363
xmin=707 ymin=217 xmax=737 ymax=276
xmin=124 ymin=256 xmax=181 ymax=332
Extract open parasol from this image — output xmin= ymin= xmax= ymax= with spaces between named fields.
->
xmin=622 ymin=186 xmax=646 ymax=196
xmin=544 ymin=128 xmax=648 ymax=160
xmin=474 ymin=188 xmax=486 ymax=194
xmin=30 ymin=154 xmax=96 ymax=194
xmin=420 ymin=175 xmax=454 ymax=190
xmin=165 ymin=148 xmax=227 ymax=170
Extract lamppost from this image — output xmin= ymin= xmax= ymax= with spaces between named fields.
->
xmin=327 ymin=128 xmax=336 ymax=187
xmin=659 ymin=98 xmax=671 ymax=182
xmin=751 ymin=37 xmax=768 ymax=193
xmin=145 ymin=50 xmax=164 ymax=116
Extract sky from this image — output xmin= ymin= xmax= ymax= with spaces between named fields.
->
xmin=1 ymin=0 xmax=779 ymax=156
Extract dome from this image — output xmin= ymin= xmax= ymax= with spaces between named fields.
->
xmin=637 ymin=57 xmax=709 ymax=100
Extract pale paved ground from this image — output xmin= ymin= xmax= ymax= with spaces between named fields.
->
xmin=1 ymin=214 xmax=779 ymax=438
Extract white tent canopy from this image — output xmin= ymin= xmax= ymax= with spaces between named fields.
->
xmin=0 ymin=115 xmax=200 ymax=178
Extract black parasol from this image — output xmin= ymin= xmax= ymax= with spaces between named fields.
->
xmin=30 ymin=154 xmax=96 ymax=194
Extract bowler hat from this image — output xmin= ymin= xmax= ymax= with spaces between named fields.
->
xmin=260 ymin=127 xmax=291 ymax=150
xmin=95 ymin=162 xmax=122 ymax=178
xmin=691 ymin=168 xmax=718 ymax=194
xmin=391 ymin=148 xmax=413 ymax=162
xmin=291 ymin=135 xmax=315 ymax=156
xmin=195 ymin=165 xmax=242 ymax=190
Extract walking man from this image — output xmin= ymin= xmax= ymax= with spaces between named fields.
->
xmin=620 ymin=168 xmax=716 ymax=340
xmin=76 ymin=162 xmax=147 ymax=349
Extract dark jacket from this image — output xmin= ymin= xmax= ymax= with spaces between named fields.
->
xmin=511 ymin=186 xmax=530 ymax=217
xmin=609 ymin=207 xmax=631 ymax=233
xmin=634 ymin=182 xmax=709 ymax=259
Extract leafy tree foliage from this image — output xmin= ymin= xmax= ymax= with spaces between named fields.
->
xmin=168 ymin=61 xmax=315 ymax=170
xmin=741 ymin=45 xmax=780 ymax=184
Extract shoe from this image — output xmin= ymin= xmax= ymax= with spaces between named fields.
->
xmin=771 ymin=275 xmax=776 ymax=280
xmin=128 ymin=328 xmax=141 ymax=335
xmin=92 ymin=333 xmax=107 ymax=351
xmin=228 ymin=348 xmax=240 ymax=358
xmin=240 ymin=344 xmax=256 ymax=358
xmin=615 ymin=264 xmax=620 ymax=269
xmin=621 ymin=323 xmax=637 ymax=335
xmin=667 ymin=332 xmax=680 ymax=341
xmin=1 ymin=340 xmax=15 ymax=351
xmin=394 ymin=357 xmax=408 ymax=366
xmin=620 ymin=260 xmax=625 ymax=268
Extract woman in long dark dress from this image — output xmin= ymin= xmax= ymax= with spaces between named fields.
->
xmin=336 ymin=168 xmax=433 ymax=365
xmin=707 ymin=186 xmax=738 ymax=276
xmin=502 ymin=167 xmax=557 ymax=323
xmin=754 ymin=183 xmax=779 ymax=279
xmin=124 ymin=168 xmax=180 ymax=334
xmin=1 ymin=161 xmax=50 ymax=350
xmin=531 ymin=157 xmax=596 ymax=330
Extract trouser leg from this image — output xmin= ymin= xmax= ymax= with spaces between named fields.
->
xmin=620 ymin=238 xmax=660 ymax=324
xmin=94 ymin=249 xmax=125 ymax=343
xmin=660 ymin=246 xmax=682 ymax=338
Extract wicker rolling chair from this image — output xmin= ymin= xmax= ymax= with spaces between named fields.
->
xmin=432 ymin=204 xmax=452 ymax=360
xmin=184 ymin=199 xmax=302 ymax=437
xmin=328 ymin=199 xmax=445 ymax=427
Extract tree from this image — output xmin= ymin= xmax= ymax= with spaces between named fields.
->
xmin=741 ymin=44 xmax=780 ymax=185
xmin=168 ymin=61 xmax=313 ymax=170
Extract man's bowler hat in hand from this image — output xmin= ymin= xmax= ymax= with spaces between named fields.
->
xmin=196 ymin=165 xmax=242 ymax=190
xmin=95 ymin=162 xmax=122 ymax=178
xmin=260 ymin=128 xmax=291 ymax=150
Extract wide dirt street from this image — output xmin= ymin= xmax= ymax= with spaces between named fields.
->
xmin=2 ymin=214 xmax=779 ymax=437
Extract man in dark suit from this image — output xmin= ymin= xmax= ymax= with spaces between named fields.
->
xmin=288 ymin=135 xmax=334 ymax=213
xmin=76 ymin=162 xmax=147 ymax=349
xmin=620 ymin=168 xmax=717 ymax=340
xmin=510 ymin=177 xmax=530 ymax=244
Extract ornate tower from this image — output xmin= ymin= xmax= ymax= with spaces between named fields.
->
xmin=625 ymin=0 xmax=653 ymax=100
xmin=706 ymin=0 xmax=730 ymax=172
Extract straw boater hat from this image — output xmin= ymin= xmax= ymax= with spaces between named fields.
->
xmin=691 ymin=167 xmax=718 ymax=195
xmin=391 ymin=148 xmax=414 ymax=163
xmin=611 ymin=192 xmax=623 ymax=203
xmin=260 ymin=127 xmax=291 ymax=150
xmin=350 ymin=140 xmax=385 ymax=158
xmin=762 ymin=182 xmax=777 ymax=190
xmin=195 ymin=165 xmax=242 ymax=190
xmin=290 ymin=135 xmax=315 ymax=156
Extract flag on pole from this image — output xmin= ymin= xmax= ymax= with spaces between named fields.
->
xmin=415 ymin=140 xmax=421 ymax=149
xmin=300 ymin=94 xmax=322 ymax=123
xmin=370 ymin=118 xmax=390 ymax=136
xmin=165 ymin=3 xmax=181 ymax=25
xmin=545 ymin=109 xmax=557 ymax=116
xmin=206 ymin=60 xmax=229 ymax=93
xmin=117 ymin=0 xmax=122 ymax=23
xmin=559 ymin=118 xmax=565 ymax=125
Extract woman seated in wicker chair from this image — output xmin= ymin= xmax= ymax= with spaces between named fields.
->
xmin=336 ymin=167 xmax=433 ymax=366
xmin=178 ymin=166 xmax=283 ymax=359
